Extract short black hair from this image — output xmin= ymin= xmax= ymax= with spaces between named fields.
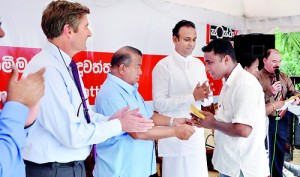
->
xmin=111 ymin=46 xmax=142 ymax=68
xmin=172 ymin=20 xmax=195 ymax=38
xmin=238 ymin=53 xmax=257 ymax=68
xmin=202 ymin=39 xmax=236 ymax=62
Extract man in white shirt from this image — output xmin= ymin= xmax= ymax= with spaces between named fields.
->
xmin=152 ymin=20 xmax=212 ymax=177
xmin=192 ymin=39 xmax=269 ymax=177
xmin=22 ymin=1 xmax=153 ymax=177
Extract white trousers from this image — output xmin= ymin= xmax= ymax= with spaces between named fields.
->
xmin=162 ymin=153 xmax=208 ymax=177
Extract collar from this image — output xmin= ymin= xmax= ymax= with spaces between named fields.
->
xmin=225 ymin=64 xmax=243 ymax=87
xmin=261 ymin=68 xmax=274 ymax=77
xmin=46 ymin=41 xmax=72 ymax=66
xmin=107 ymin=73 xmax=139 ymax=95
xmin=172 ymin=50 xmax=192 ymax=63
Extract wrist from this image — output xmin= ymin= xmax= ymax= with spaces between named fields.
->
xmin=170 ymin=117 xmax=174 ymax=127
xmin=271 ymin=103 xmax=276 ymax=111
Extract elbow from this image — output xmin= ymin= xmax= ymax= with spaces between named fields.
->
xmin=239 ymin=128 xmax=252 ymax=138
xmin=130 ymin=133 xmax=140 ymax=140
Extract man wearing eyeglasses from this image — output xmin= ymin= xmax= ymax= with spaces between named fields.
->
xmin=94 ymin=46 xmax=195 ymax=177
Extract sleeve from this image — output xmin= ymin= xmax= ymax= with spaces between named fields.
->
xmin=37 ymin=67 xmax=122 ymax=148
xmin=231 ymin=83 xmax=260 ymax=127
xmin=0 ymin=102 xmax=29 ymax=177
xmin=152 ymin=59 xmax=212 ymax=112
xmin=152 ymin=61 xmax=195 ymax=112
xmin=285 ymin=75 xmax=298 ymax=97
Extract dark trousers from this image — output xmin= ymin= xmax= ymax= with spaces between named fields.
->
xmin=25 ymin=160 xmax=86 ymax=177
xmin=268 ymin=115 xmax=289 ymax=177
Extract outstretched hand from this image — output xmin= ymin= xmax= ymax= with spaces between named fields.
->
xmin=191 ymin=110 xmax=215 ymax=129
xmin=111 ymin=106 xmax=154 ymax=132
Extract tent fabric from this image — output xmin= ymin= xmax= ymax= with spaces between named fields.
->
xmin=162 ymin=0 xmax=300 ymax=33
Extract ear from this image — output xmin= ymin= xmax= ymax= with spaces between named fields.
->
xmin=62 ymin=24 xmax=73 ymax=37
xmin=263 ymin=57 xmax=267 ymax=64
xmin=118 ymin=64 xmax=126 ymax=74
xmin=223 ymin=55 xmax=231 ymax=65
xmin=172 ymin=36 xmax=178 ymax=43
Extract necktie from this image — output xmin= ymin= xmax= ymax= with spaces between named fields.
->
xmin=69 ymin=60 xmax=96 ymax=161
xmin=69 ymin=60 xmax=91 ymax=123
xmin=270 ymin=74 xmax=286 ymax=117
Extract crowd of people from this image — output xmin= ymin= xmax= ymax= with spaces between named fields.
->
xmin=1 ymin=1 xmax=300 ymax=177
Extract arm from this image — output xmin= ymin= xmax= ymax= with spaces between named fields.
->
xmin=0 ymin=102 xmax=29 ymax=177
xmin=34 ymin=67 xmax=123 ymax=148
xmin=128 ymin=124 xmax=195 ymax=140
xmin=192 ymin=111 xmax=252 ymax=137
xmin=265 ymin=101 xmax=285 ymax=115
xmin=152 ymin=59 xmax=211 ymax=112
xmin=151 ymin=112 xmax=191 ymax=127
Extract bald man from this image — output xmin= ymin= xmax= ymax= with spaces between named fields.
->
xmin=257 ymin=49 xmax=300 ymax=177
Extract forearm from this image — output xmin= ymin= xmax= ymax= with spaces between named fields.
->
xmin=152 ymin=112 xmax=171 ymax=126
xmin=266 ymin=103 xmax=276 ymax=115
xmin=128 ymin=126 xmax=175 ymax=140
xmin=213 ymin=121 xmax=252 ymax=138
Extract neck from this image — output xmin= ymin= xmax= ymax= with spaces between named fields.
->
xmin=49 ymin=37 xmax=77 ymax=57
xmin=224 ymin=63 xmax=238 ymax=80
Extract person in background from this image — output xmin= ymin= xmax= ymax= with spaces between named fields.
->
xmin=94 ymin=46 xmax=195 ymax=177
xmin=22 ymin=1 xmax=153 ymax=177
xmin=0 ymin=67 xmax=45 ymax=177
xmin=238 ymin=53 xmax=285 ymax=115
xmin=257 ymin=49 xmax=300 ymax=177
xmin=0 ymin=17 xmax=5 ymax=38
xmin=152 ymin=20 xmax=212 ymax=177
xmin=192 ymin=39 xmax=270 ymax=177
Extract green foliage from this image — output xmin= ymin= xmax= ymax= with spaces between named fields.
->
xmin=275 ymin=29 xmax=300 ymax=90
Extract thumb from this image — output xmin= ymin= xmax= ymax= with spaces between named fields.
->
xmin=9 ymin=66 xmax=19 ymax=83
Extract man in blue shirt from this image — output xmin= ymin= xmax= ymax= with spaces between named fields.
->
xmin=0 ymin=66 xmax=45 ymax=177
xmin=94 ymin=46 xmax=195 ymax=177
xmin=22 ymin=1 xmax=153 ymax=177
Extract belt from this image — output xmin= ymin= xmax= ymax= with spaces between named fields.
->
xmin=24 ymin=160 xmax=82 ymax=168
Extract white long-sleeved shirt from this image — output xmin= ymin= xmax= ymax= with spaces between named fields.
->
xmin=152 ymin=50 xmax=212 ymax=157
xmin=22 ymin=42 xmax=122 ymax=163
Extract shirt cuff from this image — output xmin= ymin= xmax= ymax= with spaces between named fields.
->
xmin=108 ymin=119 xmax=123 ymax=133
xmin=2 ymin=101 xmax=29 ymax=124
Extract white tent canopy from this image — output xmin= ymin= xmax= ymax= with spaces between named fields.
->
xmin=162 ymin=0 xmax=300 ymax=33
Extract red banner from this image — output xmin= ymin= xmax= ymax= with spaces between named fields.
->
xmin=1 ymin=46 xmax=222 ymax=107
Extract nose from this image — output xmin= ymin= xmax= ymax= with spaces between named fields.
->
xmin=88 ymin=28 xmax=92 ymax=37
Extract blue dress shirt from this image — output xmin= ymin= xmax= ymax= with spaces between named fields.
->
xmin=22 ymin=42 xmax=122 ymax=163
xmin=0 ymin=101 xmax=29 ymax=177
xmin=94 ymin=73 xmax=156 ymax=177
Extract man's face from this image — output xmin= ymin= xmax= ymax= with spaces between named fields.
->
xmin=70 ymin=14 xmax=92 ymax=53
xmin=173 ymin=26 xmax=197 ymax=58
xmin=263 ymin=52 xmax=281 ymax=74
xmin=204 ymin=51 xmax=227 ymax=80
xmin=123 ymin=54 xmax=142 ymax=85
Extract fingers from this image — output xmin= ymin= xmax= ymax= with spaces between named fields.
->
xmin=125 ymin=107 xmax=139 ymax=115
xmin=123 ymin=117 xmax=154 ymax=132
xmin=120 ymin=105 xmax=130 ymax=113
xmin=9 ymin=66 xmax=19 ymax=83
xmin=1 ymin=92 xmax=7 ymax=106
